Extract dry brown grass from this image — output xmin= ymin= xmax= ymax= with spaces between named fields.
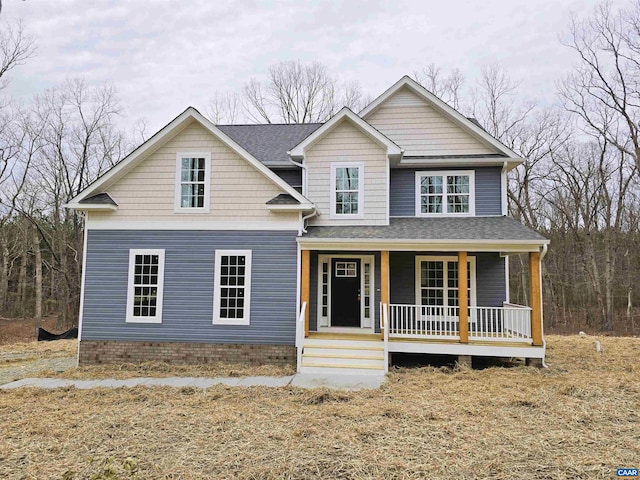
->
xmin=36 ymin=359 xmax=296 ymax=379
xmin=0 ymin=339 xmax=77 ymax=367
xmin=1 ymin=334 xmax=638 ymax=479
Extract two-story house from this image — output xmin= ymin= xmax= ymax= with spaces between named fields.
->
xmin=66 ymin=76 xmax=549 ymax=376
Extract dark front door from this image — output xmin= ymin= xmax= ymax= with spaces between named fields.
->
xmin=331 ymin=258 xmax=361 ymax=327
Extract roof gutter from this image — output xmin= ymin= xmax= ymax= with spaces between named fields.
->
xmin=299 ymin=207 xmax=317 ymax=236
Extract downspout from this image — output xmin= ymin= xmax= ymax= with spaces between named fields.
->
xmin=300 ymin=208 xmax=318 ymax=235
xmin=288 ymin=155 xmax=307 ymax=197
xmin=540 ymin=243 xmax=549 ymax=368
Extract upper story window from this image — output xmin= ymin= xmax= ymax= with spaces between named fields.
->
xmin=126 ymin=249 xmax=165 ymax=323
xmin=330 ymin=163 xmax=364 ymax=219
xmin=415 ymin=170 xmax=475 ymax=216
xmin=174 ymin=152 xmax=211 ymax=213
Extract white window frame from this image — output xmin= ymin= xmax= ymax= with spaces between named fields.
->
xmin=330 ymin=162 xmax=364 ymax=219
xmin=174 ymin=152 xmax=211 ymax=213
xmin=414 ymin=255 xmax=477 ymax=310
xmin=126 ymin=249 xmax=165 ymax=324
xmin=213 ymin=249 xmax=252 ymax=326
xmin=415 ymin=170 xmax=475 ymax=217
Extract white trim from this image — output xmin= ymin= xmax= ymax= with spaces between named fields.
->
xmin=501 ymin=161 xmax=508 ymax=215
xmin=505 ymin=255 xmax=510 ymax=303
xmin=330 ymin=162 xmax=365 ymax=220
xmin=213 ymin=249 xmax=252 ymax=326
xmin=414 ymin=255 xmax=477 ymax=309
xmin=66 ymin=107 xmax=311 ymax=208
xmin=125 ymin=249 xmax=165 ymax=324
xmin=298 ymin=238 xmax=548 ymax=253
xmin=316 ymin=254 xmax=375 ymax=332
xmin=266 ymin=203 xmax=315 ymax=211
xmin=86 ymin=218 xmax=300 ymax=231
xmin=64 ymin=203 xmax=117 ymax=211
xmin=359 ymin=76 xmax=521 ymax=159
xmin=288 ymin=107 xmax=402 ymax=159
xmin=174 ymin=152 xmax=211 ymax=214
xmin=385 ymin=157 xmax=390 ymax=224
xmin=76 ymin=220 xmax=89 ymax=365
xmin=397 ymin=157 xmax=522 ymax=171
xmin=388 ymin=341 xmax=545 ymax=358
xmin=415 ymin=170 xmax=476 ymax=217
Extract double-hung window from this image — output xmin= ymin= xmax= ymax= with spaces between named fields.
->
xmin=415 ymin=170 xmax=475 ymax=216
xmin=126 ymin=249 xmax=165 ymax=323
xmin=331 ymin=163 xmax=364 ymax=218
xmin=175 ymin=152 xmax=211 ymax=213
xmin=415 ymin=255 xmax=476 ymax=312
xmin=213 ymin=250 xmax=252 ymax=325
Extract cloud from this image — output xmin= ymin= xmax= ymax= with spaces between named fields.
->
xmin=2 ymin=0 xmax=628 ymax=134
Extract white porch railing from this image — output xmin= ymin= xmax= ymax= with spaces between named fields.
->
xmin=388 ymin=303 xmax=532 ymax=343
xmin=388 ymin=304 xmax=460 ymax=339
xmin=296 ymin=302 xmax=307 ymax=373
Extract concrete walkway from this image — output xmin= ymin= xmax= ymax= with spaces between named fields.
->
xmin=0 ymin=373 xmax=385 ymax=391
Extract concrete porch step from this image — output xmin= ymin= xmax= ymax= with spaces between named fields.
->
xmin=302 ymin=353 xmax=384 ymax=368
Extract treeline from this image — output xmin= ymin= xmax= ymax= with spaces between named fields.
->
xmin=1 ymin=2 xmax=640 ymax=334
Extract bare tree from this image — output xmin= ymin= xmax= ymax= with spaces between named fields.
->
xmin=205 ymin=91 xmax=242 ymax=124
xmin=559 ymin=1 xmax=640 ymax=171
xmin=241 ymin=60 xmax=369 ymax=123
xmin=413 ymin=64 xmax=464 ymax=109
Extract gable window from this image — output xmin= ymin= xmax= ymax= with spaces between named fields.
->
xmin=415 ymin=255 xmax=476 ymax=311
xmin=126 ymin=249 xmax=165 ymax=323
xmin=331 ymin=163 xmax=364 ymax=218
xmin=415 ymin=170 xmax=475 ymax=216
xmin=175 ymin=152 xmax=211 ymax=213
xmin=213 ymin=250 xmax=252 ymax=325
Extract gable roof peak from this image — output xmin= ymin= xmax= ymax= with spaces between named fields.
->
xmin=359 ymin=76 xmax=522 ymax=159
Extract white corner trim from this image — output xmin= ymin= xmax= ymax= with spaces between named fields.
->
xmin=125 ymin=249 xmax=165 ymax=324
xmin=174 ymin=151 xmax=211 ymax=214
xmin=76 ymin=220 xmax=89 ymax=364
xmin=213 ymin=249 xmax=252 ymax=326
xmin=359 ymin=76 xmax=520 ymax=159
xmin=288 ymin=107 xmax=402 ymax=158
xmin=501 ymin=161 xmax=508 ymax=216
xmin=415 ymin=170 xmax=476 ymax=217
xmin=330 ymin=162 xmax=365 ymax=220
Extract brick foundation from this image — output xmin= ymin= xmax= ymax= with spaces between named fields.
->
xmin=79 ymin=340 xmax=296 ymax=367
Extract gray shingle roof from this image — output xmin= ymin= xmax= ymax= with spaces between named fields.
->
xmin=218 ymin=123 xmax=322 ymax=166
xmin=79 ymin=193 xmax=117 ymax=205
xmin=266 ymin=194 xmax=300 ymax=205
xmin=304 ymin=217 xmax=547 ymax=242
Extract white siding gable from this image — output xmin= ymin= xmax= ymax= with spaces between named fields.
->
xmin=93 ymin=121 xmax=297 ymax=224
xmin=306 ymin=119 xmax=388 ymax=226
xmin=367 ymin=87 xmax=497 ymax=157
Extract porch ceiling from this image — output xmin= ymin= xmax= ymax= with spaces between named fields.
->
xmin=299 ymin=217 xmax=548 ymax=252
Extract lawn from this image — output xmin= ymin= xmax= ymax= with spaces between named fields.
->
xmin=0 ymin=335 xmax=638 ymax=479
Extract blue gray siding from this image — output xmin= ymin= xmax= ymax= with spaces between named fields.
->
xmin=390 ymin=167 xmax=503 ymax=216
xmin=274 ymin=168 xmax=302 ymax=191
xmin=82 ymin=230 xmax=298 ymax=345
xmin=390 ymin=252 xmax=506 ymax=307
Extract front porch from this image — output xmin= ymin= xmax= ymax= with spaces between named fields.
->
xmin=296 ymin=246 xmax=545 ymax=374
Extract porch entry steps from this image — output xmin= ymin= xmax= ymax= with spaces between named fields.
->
xmin=300 ymin=336 xmax=385 ymax=376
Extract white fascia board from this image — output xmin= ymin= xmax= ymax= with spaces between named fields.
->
xmin=297 ymin=237 xmax=549 ymax=252
xmin=68 ymin=107 xmax=312 ymax=209
xmin=288 ymin=107 xmax=403 ymax=159
xmin=398 ymin=157 xmax=523 ymax=171
xmin=359 ymin=76 xmax=521 ymax=159
xmin=266 ymin=203 xmax=315 ymax=211
xmin=64 ymin=203 xmax=117 ymax=211
xmin=86 ymin=218 xmax=301 ymax=231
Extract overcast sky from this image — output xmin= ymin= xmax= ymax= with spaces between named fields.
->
xmin=2 ymin=0 xmax=629 ymax=133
